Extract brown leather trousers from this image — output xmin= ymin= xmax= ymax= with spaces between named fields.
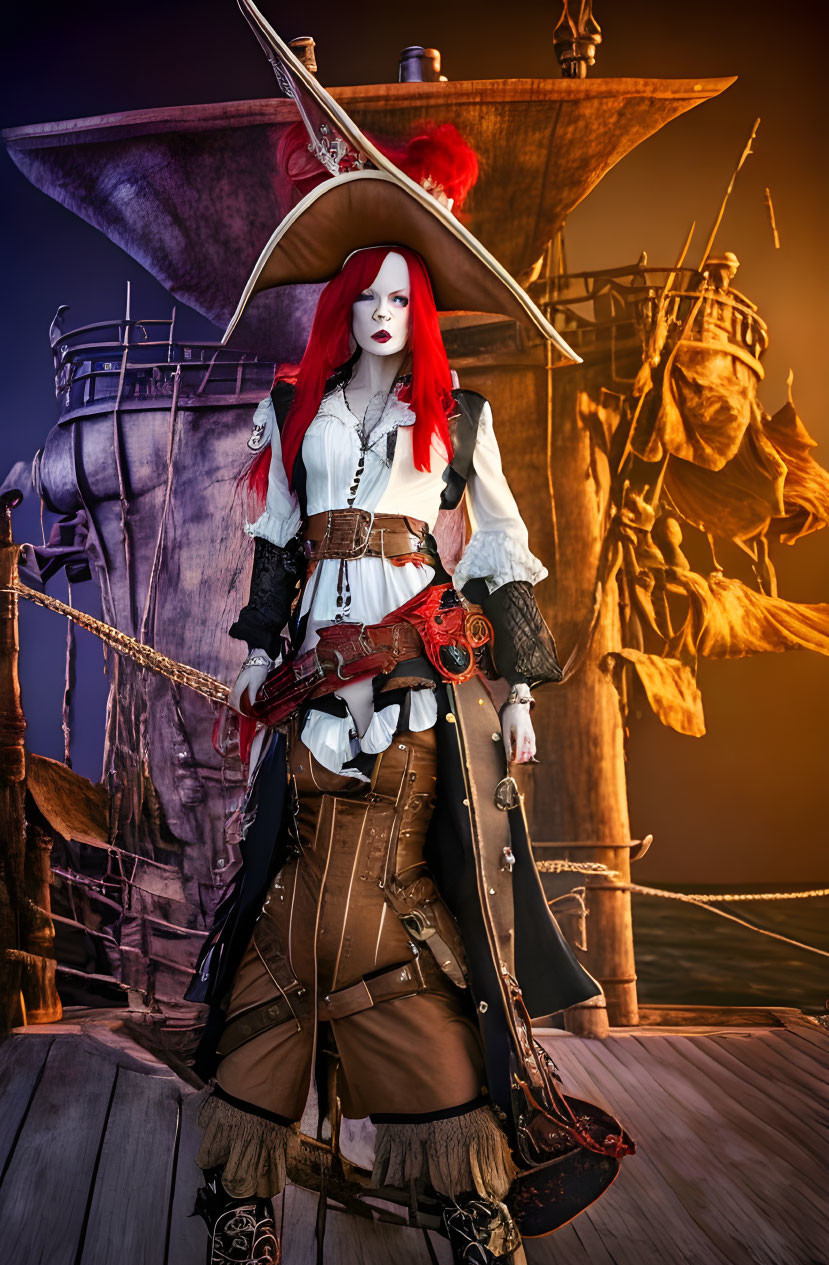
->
xmin=214 ymin=726 xmax=485 ymax=1122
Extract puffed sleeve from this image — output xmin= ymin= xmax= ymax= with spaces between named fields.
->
xmin=243 ymin=396 xmax=302 ymax=547
xmin=452 ymin=400 xmax=548 ymax=593
xmin=453 ymin=400 xmax=562 ymax=688
xmin=228 ymin=398 xmax=305 ymax=658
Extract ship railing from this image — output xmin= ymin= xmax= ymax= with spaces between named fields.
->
xmin=531 ymin=264 xmax=770 ymax=379
xmin=51 ymin=327 xmax=276 ymax=417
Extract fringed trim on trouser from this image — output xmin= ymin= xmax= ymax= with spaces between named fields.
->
xmin=371 ymin=1105 xmax=518 ymax=1200
xmin=195 ymin=1092 xmax=298 ymax=1199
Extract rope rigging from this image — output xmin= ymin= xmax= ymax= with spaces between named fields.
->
xmin=538 ymin=860 xmax=829 ymax=959
xmin=10 ymin=577 xmax=827 ymax=961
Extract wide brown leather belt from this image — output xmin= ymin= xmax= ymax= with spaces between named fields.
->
xmin=304 ymin=509 xmax=430 ymax=562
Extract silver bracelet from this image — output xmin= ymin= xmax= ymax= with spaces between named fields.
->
xmin=506 ymin=686 xmax=535 ymax=708
xmin=241 ymin=652 xmax=272 ymax=671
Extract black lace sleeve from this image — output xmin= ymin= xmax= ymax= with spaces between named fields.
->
xmin=228 ymin=535 xmax=306 ymax=659
xmin=462 ymin=578 xmax=562 ymax=689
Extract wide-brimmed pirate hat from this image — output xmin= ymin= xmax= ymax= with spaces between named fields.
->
xmin=224 ymin=0 xmax=581 ymax=365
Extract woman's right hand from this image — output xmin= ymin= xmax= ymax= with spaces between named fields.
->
xmin=228 ymin=649 xmax=273 ymax=714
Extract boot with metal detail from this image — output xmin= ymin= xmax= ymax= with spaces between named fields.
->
xmin=193 ymin=1167 xmax=281 ymax=1265
xmin=441 ymin=1192 xmax=523 ymax=1263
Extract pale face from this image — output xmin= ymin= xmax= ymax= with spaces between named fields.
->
xmin=350 ymin=251 xmax=411 ymax=357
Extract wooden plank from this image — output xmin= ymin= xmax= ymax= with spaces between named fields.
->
xmin=769 ymin=1030 xmax=829 ymax=1077
xmin=706 ymin=1035 xmax=829 ymax=1131
xmin=659 ymin=1036 xmax=827 ymax=1256
xmin=686 ymin=1034 xmax=827 ymax=1158
xmin=622 ymin=1034 xmax=822 ymax=1264
xmin=634 ymin=1005 xmax=788 ymax=1029
xmin=167 ymin=1090 xmax=209 ymax=1265
xmin=598 ymin=1035 xmax=790 ymax=1265
xmin=80 ymin=1067 xmax=180 ymax=1265
xmin=323 ymin=1203 xmax=450 ymax=1264
xmin=733 ymin=1029 xmax=829 ymax=1089
xmin=280 ymin=1184 xmax=324 ymax=1265
xmin=667 ymin=1035 xmax=826 ymax=1184
xmin=546 ymin=1038 xmax=737 ymax=1265
xmin=280 ymin=1182 xmax=455 ymax=1265
xmin=632 ymin=1027 xmax=820 ymax=1254
xmin=0 ymin=1035 xmax=53 ymax=1178
xmin=778 ymin=1020 xmax=829 ymax=1052
xmin=549 ymin=1214 xmax=618 ymax=1264
xmin=0 ymin=1037 xmax=118 ymax=1265
xmin=523 ymin=1220 xmax=595 ymax=1264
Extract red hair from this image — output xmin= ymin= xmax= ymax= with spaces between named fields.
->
xmin=273 ymin=246 xmax=453 ymax=490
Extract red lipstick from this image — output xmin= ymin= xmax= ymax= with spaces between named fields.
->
xmin=371 ymin=330 xmax=392 ymax=343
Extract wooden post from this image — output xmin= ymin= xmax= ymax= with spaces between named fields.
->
xmin=0 ymin=490 xmax=61 ymax=1029
xmin=448 ymin=317 xmax=639 ymax=1031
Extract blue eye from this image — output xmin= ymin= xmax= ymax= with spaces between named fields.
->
xmin=392 ymin=295 xmax=409 ymax=307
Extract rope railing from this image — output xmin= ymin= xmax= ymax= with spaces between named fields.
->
xmin=12 ymin=578 xmax=828 ymax=960
xmin=10 ymin=578 xmax=229 ymax=705
xmin=537 ymin=859 xmax=829 ymax=959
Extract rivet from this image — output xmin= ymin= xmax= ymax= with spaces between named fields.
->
xmin=491 ymin=733 xmax=500 ymax=742
xmin=462 ymin=798 xmax=469 ymax=806
xmin=477 ymin=698 xmax=484 ymax=705
xmin=478 ymin=1001 xmax=488 ymax=1014
xmin=489 ymin=887 xmax=496 ymax=895
xmin=446 ymin=713 xmax=456 ymax=724
xmin=216 ymin=858 xmax=226 ymax=869
xmin=398 ymin=744 xmax=407 ymax=750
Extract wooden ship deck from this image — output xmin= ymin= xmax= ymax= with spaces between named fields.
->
xmin=1 ymin=1007 xmax=826 ymax=1265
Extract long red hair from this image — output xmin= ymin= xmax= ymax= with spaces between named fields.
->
xmin=273 ymin=246 xmax=454 ymax=489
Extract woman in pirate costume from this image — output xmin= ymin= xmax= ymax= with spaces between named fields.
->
xmin=188 ymin=6 xmax=633 ymax=1263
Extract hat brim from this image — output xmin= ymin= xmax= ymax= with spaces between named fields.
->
xmin=222 ymin=170 xmax=581 ymax=365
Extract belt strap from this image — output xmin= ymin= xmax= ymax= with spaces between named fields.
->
xmin=305 ymin=509 xmax=428 ymax=561
xmin=217 ymin=958 xmax=427 ymax=1054
xmin=216 ymin=993 xmax=299 ymax=1057
xmin=318 ymin=957 xmax=426 ymax=1022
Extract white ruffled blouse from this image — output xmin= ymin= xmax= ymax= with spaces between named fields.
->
xmin=245 ymin=385 xmax=546 ymax=776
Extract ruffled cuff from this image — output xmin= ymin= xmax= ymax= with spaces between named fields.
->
xmin=452 ymin=529 xmax=548 ymax=595
xmin=244 ymin=505 xmax=302 ymax=549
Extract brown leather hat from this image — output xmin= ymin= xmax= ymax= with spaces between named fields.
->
xmin=222 ymin=169 xmax=579 ymax=363
xmin=224 ymin=0 xmax=581 ymax=365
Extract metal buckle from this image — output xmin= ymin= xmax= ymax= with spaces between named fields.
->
xmin=400 ymin=910 xmax=432 ymax=940
xmin=494 ymin=776 xmax=521 ymax=811
xmin=349 ymin=509 xmax=372 ymax=558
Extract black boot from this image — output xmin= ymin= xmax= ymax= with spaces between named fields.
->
xmin=441 ymin=1192 xmax=522 ymax=1264
xmin=193 ymin=1167 xmax=281 ymax=1265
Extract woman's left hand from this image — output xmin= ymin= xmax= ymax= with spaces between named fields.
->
xmin=501 ymin=684 xmax=537 ymax=764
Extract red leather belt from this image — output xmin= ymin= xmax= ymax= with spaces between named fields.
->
xmin=242 ymin=583 xmax=493 ymax=728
